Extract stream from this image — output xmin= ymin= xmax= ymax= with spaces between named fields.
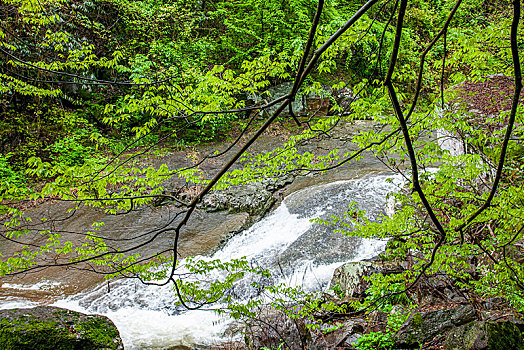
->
xmin=0 ymin=173 xmax=402 ymax=349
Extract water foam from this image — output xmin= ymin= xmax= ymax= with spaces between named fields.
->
xmin=4 ymin=173 xmax=403 ymax=349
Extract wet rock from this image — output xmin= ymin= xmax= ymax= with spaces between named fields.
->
xmin=327 ymin=86 xmax=356 ymax=114
xmin=367 ymin=310 xmax=389 ymax=333
xmin=264 ymin=173 xmax=295 ymax=193
xmin=394 ymin=305 xmax=476 ymax=348
xmin=505 ymin=316 xmax=524 ymax=332
xmin=328 ymin=259 xmax=402 ymax=300
xmin=316 ymin=318 xmax=366 ymax=349
xmin=0 ymin=200 xmax=262 ymax=298
xmin=329 ymin=261 xmax=381 ymax=298
xmin=436 ymin=128 xmax=466 ymax=156
xmin=444 ymin=321 xmax=524 ymax=350
xmin=479 ymin=312 xmax=524 ymax=332
xmin=306 ymin=96 xmax=330 ymax=116
xmin=202 ymin=175 xmax=293 ymax=217
xmin=202 ymin=182 xmax=275 ymax=216
xmin=259 ymin=82 xmax=355 ymax=118
xmin=0 ymin=306 xmax=123 ymax=350
xmin=262 ymin=82 xmax=306 ymax=117
xmin=244 ymin=307 xmax=314 ymax=350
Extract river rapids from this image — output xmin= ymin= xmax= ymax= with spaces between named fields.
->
xmin=1 ymin=173 xmax=402 ymax=349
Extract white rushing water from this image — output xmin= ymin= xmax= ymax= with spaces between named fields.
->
xmin=5 ymin=173 xmax=403 ymax=349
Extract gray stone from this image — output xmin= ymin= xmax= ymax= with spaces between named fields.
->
xmin=201 ymin=175 xmax=293 ymax=217
xmin=262 ymin=174 xmax=295 ymax=193
xmin=317 ymin=318 xmax=366 ymax=349
xmin=263 ymin=82 xmax=306 ymax=117
xmin=260 ymin=82 xmax=356 ymax=118
xmin=244 ymin=307 xmax=313 ymax=350
xmin=436 ymin=128 xmax=466 ymax=156
xmin=444 ymin=321 xmax=524 ymax=350
xmin=395 ymin=305 xmax=477 ymax=348
xmin=367 ymin=310 xmax=389 ymax=333
xmin=479 ymin=312 xmax=524 ymax=332
xmin=327 ymin=86 xmax=356 ymax=114
xmin=306 ymin=96 xmax=330 ymax=116
xmin=329 ymin=261 xmax=381 ymax=298
xmin=345 ymin=333 xmax=362 ymax=346
xmin=0 ymin=306 xmax=123 ymax=350
xmin=202 ymin=182 xmax=275 ymax=216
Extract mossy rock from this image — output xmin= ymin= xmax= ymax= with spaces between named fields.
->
xmin=0 ymin=306 xmax=123 ymax=350
xmin=444 ymin=320 xmax=524 ymax=350
xmin=394 ymin=305 xmax=476 ymax=347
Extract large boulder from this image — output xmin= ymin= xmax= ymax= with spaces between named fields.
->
xmin=0 ymin=306 xmax=123 ymax=350
xmin=261 ymin=82 xmax=307 ymax=117
xmin=444 ymin=320 xmax=524 ymax=350
xmin=329 ymin=261 xmax=380 ymax=298
xmin=202 ymin=182 xmax=275 ymax=215
xmin=202 ymin=175 xmax=294 ymax=217
xmin=315 ymin=318 xmax=366 ymax=349
xmin=243 ymin=307 xmax=314 ymax=350
xmin=326 ymin=86 xmax=356 ymax=115
xmin=257 ymin=82 xmax=355 ymax=118
xmin=394 ymin=305 xmax=476 ymax=348
xmin=329 ymin=260 xmax=401 ymax=298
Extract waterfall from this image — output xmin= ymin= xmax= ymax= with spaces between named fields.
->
xmin=5 ymin=173 xmax=403 ymax=349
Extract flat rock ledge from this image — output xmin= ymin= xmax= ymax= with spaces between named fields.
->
xmin=0 ymin=306 xmax=123 ymax=350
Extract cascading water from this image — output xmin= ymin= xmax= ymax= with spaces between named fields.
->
xmin=4 ymin=173 xmax=403 ymax=349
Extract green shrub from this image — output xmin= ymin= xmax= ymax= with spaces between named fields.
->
xmin=355 ymin=331 xmax=395 ymax=350
xmin=47 ymin=133 xmax=93 ymax=167
xmin=0 ymin=155 xmax=25 ymax=193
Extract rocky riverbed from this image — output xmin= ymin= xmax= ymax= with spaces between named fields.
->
xmin=5 ymin=119 xmax=514 ymax=350
xmin=0 ymin=120 xmax=387 ymax=303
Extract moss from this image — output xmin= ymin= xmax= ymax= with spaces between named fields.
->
xmin=75 ymin=316 xmax=121 ymax=349
xmin=411 ymin=312 xmax=423 ymax=328
xmin=0 ymin=307 xmax=122 ymax=350
xmin=445 ymin=321 xmax=524 ymax=350
xmin=0 ymin=315 xmax=78 ymax=350
xmin=485 ymin=322 xmax=524 ymax=350
xmin=405 ymin=333 xmax=417 ymax=345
